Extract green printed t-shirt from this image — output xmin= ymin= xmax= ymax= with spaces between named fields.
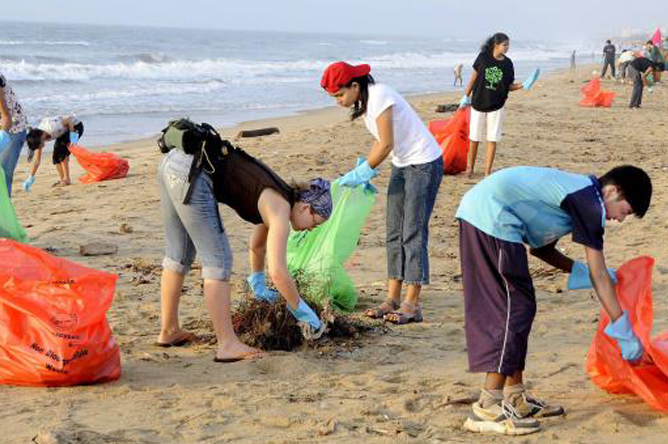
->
xmin=471 ymin=51 xmax=515 ymax=112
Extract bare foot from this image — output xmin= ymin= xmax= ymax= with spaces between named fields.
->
xmin=215 ymin=341 xmax=263 ymax=362
xmin=156 ymin=329 xmax=197 ymax=347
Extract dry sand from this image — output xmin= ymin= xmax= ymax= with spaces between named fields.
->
xmin=3 ymin=66 xmax=668 ymax=443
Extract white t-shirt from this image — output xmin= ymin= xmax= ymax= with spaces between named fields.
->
xmin=363 ymin=83 xmax=441 ymax=168
xmin=37 ymin=115 xmax=79 ymax=139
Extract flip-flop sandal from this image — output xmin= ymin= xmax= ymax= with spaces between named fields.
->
xmin=213 ymin=351 xmax=264 ymax=363
xmin=384 ymin=302 xmax=423 ymax=325
xmin=154 ymin=332 xmax=196 ymax=348
xmin=365 ymin=299 xmax=401 ymax=319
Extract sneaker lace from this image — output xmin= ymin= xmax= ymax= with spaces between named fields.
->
xmin=501 ymin=400 xmax=524 ymax=420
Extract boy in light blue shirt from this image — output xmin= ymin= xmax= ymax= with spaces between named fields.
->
xmin=456 ymin=165 xmax=652 ymax=436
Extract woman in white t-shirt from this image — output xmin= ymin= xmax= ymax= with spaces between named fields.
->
xmin=24 ymin=115 xmax=84 ymax=190
xmin=321 ymin=62 xmax=443 ymax=324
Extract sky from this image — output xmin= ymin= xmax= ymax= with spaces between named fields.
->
xmin=2 ymin=0 xmax=666 ymax=42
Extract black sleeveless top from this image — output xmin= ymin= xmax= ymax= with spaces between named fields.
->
xmin=211 ymin=147 xmax=296 ymax=225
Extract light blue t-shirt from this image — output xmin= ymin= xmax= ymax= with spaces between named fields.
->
xmin=456 ymin=167 xmax=606 ymax=250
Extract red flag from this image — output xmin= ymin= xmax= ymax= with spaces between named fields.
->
xmin=651 ymin=28 xmax=661 ymax=45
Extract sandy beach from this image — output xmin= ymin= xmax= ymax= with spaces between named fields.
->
xmin=3 ymin=66 xmax=668 ymax=443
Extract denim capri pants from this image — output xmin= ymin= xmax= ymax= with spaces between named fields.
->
xmin=158 ymin=149 xmax=233 ymax=280
xmin=386 ymin=156 xmax=443 ymax=285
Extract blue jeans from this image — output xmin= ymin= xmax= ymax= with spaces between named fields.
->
xmin=158 ymin=149 xmax=233 ymax=281
xmin=0 ymin=130 xmax=26 ymax=196
xmin=386 ymin=156 xmax=443 ymax=285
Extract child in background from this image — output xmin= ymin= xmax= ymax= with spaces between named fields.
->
xmin=0 ymin=71 xmax=29 ymax=197
xmin=24 ymin=115 xmax=83 ymax=190
xmin=456 ymin=165 xmax=652 ymax=435
xmin=453 ymin=63 xmax=464 ymax=86
xmin=459 ymin=32 xmax=539 ymax=178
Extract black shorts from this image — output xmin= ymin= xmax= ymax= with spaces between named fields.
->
xmin=53 ymin=122 xmax=84 ymax=165
xmin=459 ymin=219 xmax=537 ymax=375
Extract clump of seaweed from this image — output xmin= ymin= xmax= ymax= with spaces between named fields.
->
xmin=231 ymin=269 xmax=385 ymax=351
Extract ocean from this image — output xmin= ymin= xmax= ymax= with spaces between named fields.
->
xmin=1 ymin=21 xmax=582 ymax=148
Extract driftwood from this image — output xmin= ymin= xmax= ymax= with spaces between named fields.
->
xmin=236 ymin=127 xmax=280 ymax=138
xmin=435 ymin=104 xmax=459 ymax=113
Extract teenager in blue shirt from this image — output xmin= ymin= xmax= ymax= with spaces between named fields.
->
xmin=456 ymin=165 xmax=652 ymax=436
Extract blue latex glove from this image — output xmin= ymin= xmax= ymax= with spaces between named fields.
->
xmin=22 ymin=175 xmax=36 ymax=192
xmin=338 ymin=158 xmax=378 ymax=188
xmin=246 ymin=271 xmax=279 ymax=303
xmin=69 ymin=131 xmax=79 ymax=144
xmin=288 ymin=298 xmax=321 ymax=330
xmin=567 ymin=261 xmax=617 ymax=290
xmin=458 ymin=94 xmax=471 ymax=108
xmin=0 ymin=130 xmax=10 ymax=154
xmin=522 ymin=68 xmax=540 ymax=90
xmin=604 ymin=310 xmax=643 ymax=361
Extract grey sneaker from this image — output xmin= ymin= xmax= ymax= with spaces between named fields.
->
xmin=463 ymin=400 xmax=542 ymax=436
xmin=506 ymin=391 xmax=565 ymax=418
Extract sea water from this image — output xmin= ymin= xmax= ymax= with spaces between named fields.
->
xmin=1 ymin=21 xmax=581 ymax=147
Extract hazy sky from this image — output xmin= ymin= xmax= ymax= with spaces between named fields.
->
xmin=2 ymin=0 xmax=666 ymax=41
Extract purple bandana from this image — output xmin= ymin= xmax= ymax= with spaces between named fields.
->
xmin=298 ymin=178 xmax=332 ymax=219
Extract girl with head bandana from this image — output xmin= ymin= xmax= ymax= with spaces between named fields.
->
xmin=321 ymin=61 xmax=443 ymax=325
xmin=157 ymin=141 xmax=332 ymax=362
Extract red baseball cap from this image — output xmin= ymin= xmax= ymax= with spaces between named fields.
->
xmin=320 ymin=62 xmax=371 ymax=93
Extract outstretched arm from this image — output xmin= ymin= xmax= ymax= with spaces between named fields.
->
xmin=366 ymin=106 xmax=393 ymax=168
xmin=586 ymin=246 xmax=623 ymax=321
xmin=464 ymin=69 xmax=478 ymax=97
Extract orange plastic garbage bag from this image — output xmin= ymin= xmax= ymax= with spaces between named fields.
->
xmin=428 ymin=107 xmax=470 ymax=175
xmin=69 ymin=144 xmax=129 ymax=184
xmin=586 ymin=256 xmax=668 ymax=412
xmin=579 ymin=78 xmax=616 ymax=107
xmin=0 ymin=239 xmax=121 ymax=386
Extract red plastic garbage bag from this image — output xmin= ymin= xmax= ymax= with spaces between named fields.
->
xmin=586 ymin=256 xmax=668 ymax=412
xmin=0 ymin=239 xmax=121 ymax=386
xmin=69 ymin=144 xmax=129 ymax=184
xmin=428 ymin=107 xmax=470 ymax=175
xmin=579 ymin=78 xmax=616 ymax=107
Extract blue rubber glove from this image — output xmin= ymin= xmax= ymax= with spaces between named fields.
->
xmin=246 ymin=271 xmax=279 ymax=302
xmin=567 ymin=261 xmax=617 ymax=290
xmin=338 ymin=158 xmax=378 ymax=188
xmin=0 ymin=130 xmax=10 ymax=154
xmin=22 ymin=175 xmax=36 ymax=192
xmin=604 ymin=310 xmax=643 ymax=361
xmin=522 ymin=68 xmax=540 ymax=90
xmin=458 ymin=94 xmax=471 ymax=108
xmin=69 ymin=131 xmax=79 ymax=144
xmin=288 ymin=298 xmax=321 ymax=330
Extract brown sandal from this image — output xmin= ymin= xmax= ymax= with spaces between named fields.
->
xmin=365 ymin=299 xmax=400 ymax=319
xmin=384 ymin=301 xmax=423 ymax=324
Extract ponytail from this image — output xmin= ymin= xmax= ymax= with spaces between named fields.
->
xmin=347 ymin=74 xmax=375 ymax=121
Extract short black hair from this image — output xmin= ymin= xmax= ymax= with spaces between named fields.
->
xmin=598 ymin=165 xmax=652 ymax=218
xmin=26 ymin=128 xmax=46 ymax=151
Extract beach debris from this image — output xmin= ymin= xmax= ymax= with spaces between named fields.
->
xmin=231 ymin=270 xmax=385 ymax=351
xmin=79 ymin=242 xmax=118 ymax=256
xmin=434 ymin=104 xmax=459 ymax=113
xmin=236 ymin=127 xmax=280 ymax=138
xmin=119 ymin=223 xmax=134 ymax=234
xmin=34 ymin=425 xmax=138 ymax=444
xmin=318 ymin=419 xmax=339 ymax=436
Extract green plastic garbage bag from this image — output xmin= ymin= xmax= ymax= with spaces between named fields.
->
xmin=286 ymin=181 xmax=375 ymax=312
xmin=0 ymin=169 xmax=27 ymax=242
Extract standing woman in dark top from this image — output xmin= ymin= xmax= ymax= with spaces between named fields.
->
xmin=157 ymin=145 xmax=332 ymax=362
xmin=459 ymin=32 xmax=538 ymax=178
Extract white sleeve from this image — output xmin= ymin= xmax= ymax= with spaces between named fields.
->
xmin=367 ymin=85 xmax=396 ymax=120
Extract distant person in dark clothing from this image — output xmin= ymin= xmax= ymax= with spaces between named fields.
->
xmin=601 ymin=40 xmax=616 ymax=79
xmin=570 ymin=50 xmax=576 ymax=73
xmin=628 ymin=57 xmax=662 ymax=108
